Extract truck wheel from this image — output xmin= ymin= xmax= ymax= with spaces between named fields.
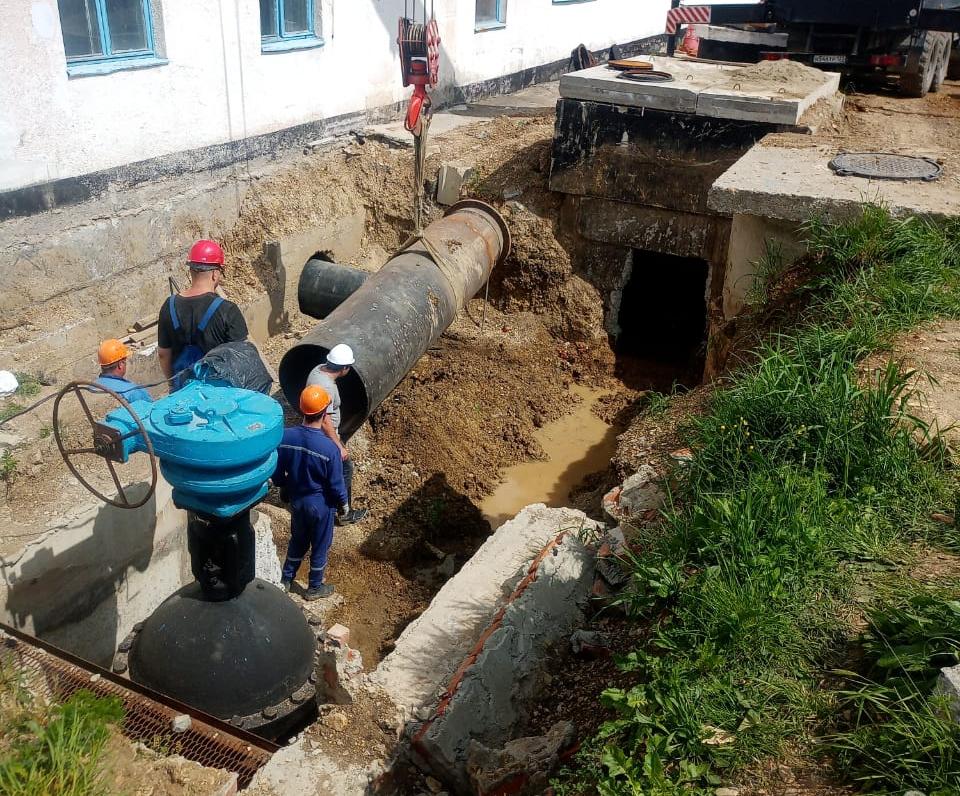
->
xmin=902 ymin=31 xmax=941 ymax=97
xmin=932 ymin=34 xmax=951 ymax=93
xmin=949 ymin=35 xmax=960 ymax=80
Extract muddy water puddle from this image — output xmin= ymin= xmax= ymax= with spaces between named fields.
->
xmin=480 ymin=384 xmax=618 ymax=528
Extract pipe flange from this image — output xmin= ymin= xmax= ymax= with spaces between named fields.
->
xmin=444 ymin=199 xmax=512 ymax=268
xmin=227 ymin=674 xmax=316 ymax=731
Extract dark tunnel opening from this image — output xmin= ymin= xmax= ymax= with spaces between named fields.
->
xmin=613 ymin=250 xmax=709 ymax=392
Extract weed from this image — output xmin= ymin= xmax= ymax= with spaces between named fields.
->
xmin=0 ymin=402 xmax=24 ymax=424
xmin=828 ymin=592 xmax=960 ymax=793
xmin=38 ymin=425 xmax=50 ymax=440
xmin=1 ymin=451 xmax=16 ymax=482
xmin=13 ymin=373 xmax=41 ymax=398
xmin=0 ymin=688 xmax=124 ymax=796
xmin=560 ymin=208 xmax=960 ymax=794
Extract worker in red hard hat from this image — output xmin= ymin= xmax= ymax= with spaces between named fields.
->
xmin=157 ymin=240 xmax=249 ymax=389
xmin=272 ymin=385 xmax=349 ymax=600
xmin=95 ymin=339 xmax=153 ymax=404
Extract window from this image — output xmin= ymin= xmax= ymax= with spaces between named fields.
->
xmin=58 ymin=0 xmax=157 ymax=65
xmin=260 ymin=0 xmax=322 ymax=51
xmin=475 ymin=0 xmax=505 ymax=31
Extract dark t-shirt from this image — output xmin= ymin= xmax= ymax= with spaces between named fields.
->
xmin=157 ymin=293 xmax=248 ymax=359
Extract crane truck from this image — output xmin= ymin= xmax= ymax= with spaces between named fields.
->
xmin=666 ymin=0 xmax=960 ymax=97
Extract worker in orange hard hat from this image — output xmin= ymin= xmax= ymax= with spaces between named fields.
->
xmin=157 ymin=239 xmax=248 ymax=389
xmin=271 ymin=385 xmax=348 ymax=601
xmin=95 ymin=339 xmax=153 ymax=404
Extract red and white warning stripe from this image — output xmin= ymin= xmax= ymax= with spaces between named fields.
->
xmin=665 ymin=5 xmax=712 ymax=35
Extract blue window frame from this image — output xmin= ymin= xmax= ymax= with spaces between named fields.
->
xmin=475 ymin=0 xmax=506 ymax=31
xmin=260 ymin=0 xmax=321 ymax=50
xmin=57 ymin=0 xmax=155 ymax=64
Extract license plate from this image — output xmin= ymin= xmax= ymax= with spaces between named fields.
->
xmin=813 ymin=55 xmax=848 ymax=65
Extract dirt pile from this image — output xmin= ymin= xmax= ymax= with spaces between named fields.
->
xmin=716 ymin=58 xmax=832 ymax=96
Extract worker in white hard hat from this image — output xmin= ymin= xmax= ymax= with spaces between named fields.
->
xmin=306 ymin=343 xmax=368 ymax=525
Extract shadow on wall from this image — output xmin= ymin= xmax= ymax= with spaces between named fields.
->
xmin=2 ymin=483 xmax=159 ymax=667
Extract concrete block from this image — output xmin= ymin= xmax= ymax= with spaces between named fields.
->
xmin=936 ymin=664 xmax=960 ymax=721
xmin=436 ymin=164 xmax=475 ymax=206
xmin=603 ymin=465 xmax=665 ymax=525
xmin=371 ymin=505 xmax=600 ymax=718
xmin=413 ymin=533 xmax=596 ymax=792
xmin=326 ymin=623 xmax=350 ymax=648
xmin=620 ymin=466 xmax=666 ymax=517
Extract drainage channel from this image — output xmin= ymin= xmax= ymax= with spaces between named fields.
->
xmin=0 ymin=623 xmax=276 ymax=788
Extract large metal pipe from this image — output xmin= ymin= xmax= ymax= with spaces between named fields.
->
xmin=279 ymin=200 xmax=510 ymax=440
xmin=298 ymin=258 xmax=369 ymax=320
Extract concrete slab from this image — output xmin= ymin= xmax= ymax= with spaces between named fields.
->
xmin=412 ymin=532 xmax=597 ymax=792
xmin=559 ymin=56 xmax=838 ymax=126
xmin=369 ymin=504 xmax=597 ymax=719
xmin=709 ymin=144 xmax=960 ymax=223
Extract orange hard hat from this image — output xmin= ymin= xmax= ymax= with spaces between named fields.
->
xmin=299 ymin=384 xmax=331 ymax=416
xmin=188 ymin=239 xmax=225 ymax=269
xmin=98 ymin=339 xmax=130 ymax=367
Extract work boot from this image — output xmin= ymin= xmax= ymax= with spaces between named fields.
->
xmin=304 ymin=583 xmax=335 ymax=601
xmin=280 ymin=578 xmax=292 ymax=593
xmin=336 ymin=508 xmax=369 ymax=526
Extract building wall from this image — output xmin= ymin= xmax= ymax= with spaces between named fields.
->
xmin=0 ymin=0 xmax=669 ymax=192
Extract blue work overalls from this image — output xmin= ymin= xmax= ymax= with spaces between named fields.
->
xmin=272 ymin=425 xmax=348 ymax=589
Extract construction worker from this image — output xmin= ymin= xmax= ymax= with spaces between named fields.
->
xmin=157 ymin=240 xmax=248 ymax=389
xmin=273 ymin=385 xmax=348 ymax=600
xmin=95 ymin=339 xmax=152 ymax=403
xmin=306 ymin=343 xmax=368 ymax=525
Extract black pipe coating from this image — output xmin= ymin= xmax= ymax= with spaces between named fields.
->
xmin=298 ymin=259 xmax=369 ymax=320
xmin=279 ymin=200 xmax=510 ymax=440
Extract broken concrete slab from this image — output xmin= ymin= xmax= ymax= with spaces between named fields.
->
xmin=709 ymin=144 xmax=960 ymax=223
xmin=436 ymin=163 xmax=476 ymax=206
xmin=370 ymin=505 xmax=598 ymax=721
xmin=252 ymin=510 xmax=282 ymax=587
xmin=411 ymin=532 xmax=596 ymax=792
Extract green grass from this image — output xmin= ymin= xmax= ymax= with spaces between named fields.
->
xmin=0 ymin=680 xmax=124 ymax=796
xmin=558 ymin=208 xmax=960 ymax=795
xmin=1 ymin=451 xmax=16 ymax=483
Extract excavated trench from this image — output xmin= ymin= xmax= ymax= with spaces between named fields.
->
xmin=0 ymin=114 xmax=715 ymax=768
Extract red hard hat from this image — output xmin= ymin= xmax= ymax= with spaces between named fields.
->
xmin=188 ymin=239 xmax=225 ymax=267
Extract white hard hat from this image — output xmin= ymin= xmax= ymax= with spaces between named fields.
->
xmin=326 ymin=344 xmax=355 ymax=367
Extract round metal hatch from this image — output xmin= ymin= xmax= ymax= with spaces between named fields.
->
xmin=829 ymin=152 xmax=942 ymax=182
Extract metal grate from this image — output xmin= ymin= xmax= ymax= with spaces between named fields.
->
xmin=0 ymin=625 xmax=275 ymax=789
xmin=829 ymin=152 xmax=942 ymax=182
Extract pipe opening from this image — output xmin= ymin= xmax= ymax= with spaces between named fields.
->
xmin=277 ymin=344 xmax=370 ymax=440
xmin=614 ymin=250 xmax=709 ymax=390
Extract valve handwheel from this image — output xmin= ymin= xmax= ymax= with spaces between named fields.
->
xmin=52 ymin=380 xmax=158 ymax=509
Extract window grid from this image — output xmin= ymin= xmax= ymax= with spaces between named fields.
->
xmin=261 ymin=0 xmax=316 ymax=43
xmin=65 ymin=0 xmax=155 ymax=63
xmin=476 ymin=0 xmax=506 ymax=29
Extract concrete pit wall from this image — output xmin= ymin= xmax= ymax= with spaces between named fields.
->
xmin=0 ymin=475 xmax=283 ymax=667
xmin=0 ymin=153 xmax=367 ymax=381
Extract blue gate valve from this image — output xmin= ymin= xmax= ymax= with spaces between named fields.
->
xmin=102 ymin=382 xmax=284 ymax=518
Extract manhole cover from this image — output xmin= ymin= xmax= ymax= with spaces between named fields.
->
xmin=829 ymin=152 xmax=942 ymax=182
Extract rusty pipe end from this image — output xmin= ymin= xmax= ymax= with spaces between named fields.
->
xmin=443 ymin=199 xmax=512 ymax=268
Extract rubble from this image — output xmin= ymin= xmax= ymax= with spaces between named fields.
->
xmin=436 ymin=163 xmax=476 ymax=206
xmin=465 ymin=721 xmax=576 ymax=796
xmin=935 ymin=664 xmax=960 ymax=721
xmin=315 ymin=635 xmax=365 ymax=705
xmin=569 ymin=629 xmax=612 ymax=657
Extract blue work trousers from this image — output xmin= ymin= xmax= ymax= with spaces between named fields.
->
xmin=282 ymin=495 xmax=335 ymax=589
